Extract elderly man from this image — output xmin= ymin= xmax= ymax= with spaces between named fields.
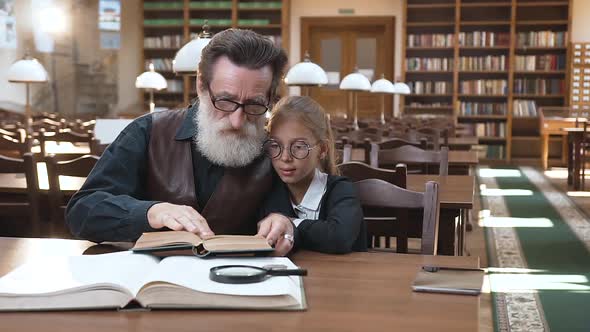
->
xmin=67 ymin=29 xmax=295 ymax=255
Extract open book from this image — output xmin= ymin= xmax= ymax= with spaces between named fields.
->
xmin=0 ymin=252 xmax=306 ymax=311
xmin=132 ymin=231 xmax=274 ymax=257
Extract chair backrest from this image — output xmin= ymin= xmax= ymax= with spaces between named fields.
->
xmin=46 ymin=154 xmax=99 ymax=224
xmin=338 ymin=161 xmax=407 ymax=188
xmin=354 ymin=179 xmax=440 ymax=255
xmin=334 ymin=144 xmax=353 ymax=164
xmin=0 ymin=133 xmax=31 ymax=157
xmin=38 ymin=129 xmax=93 ymax=157
xmin=370 ymin=145 xmax=449 ymax=175
xmin=0 ymin=153 xmax=40 ymax=235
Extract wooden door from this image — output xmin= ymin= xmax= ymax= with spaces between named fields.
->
xmin=302 ymin=17 xmax=395 ymax=120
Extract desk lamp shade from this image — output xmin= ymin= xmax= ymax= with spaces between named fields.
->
xmin=173 ymin=22 xmax=212 ymax=75
xmin=393 ymin=81 xmax=411 ymax=95
xmin=284 ymin=51 xmax=328 ymax=86
xmin=371 ymin=74 xmax=395 ymax=94
xmin=136 ymin=63 xmax=167 ymax=90
xmin=339 ymin=69 xmax=371 ymax=91
xmin=7 ymin=56 xmax=49 ymax=83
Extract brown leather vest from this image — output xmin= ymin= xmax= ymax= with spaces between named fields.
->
xmin=146 ymin=108 xmax=272 ymax=234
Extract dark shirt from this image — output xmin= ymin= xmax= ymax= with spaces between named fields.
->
xmin=258 ymin=174 xmax=367 ymax=254
xmin=66 ymin=105 xmax=228 ymax=243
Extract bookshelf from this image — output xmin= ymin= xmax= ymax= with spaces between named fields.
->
xmin=402 ymin=0 xmax=571 ymax=163
xmin=142 ymin=0 xmax=290 ymax=108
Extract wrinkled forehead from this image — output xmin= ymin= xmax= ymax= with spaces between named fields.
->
xmin=209 ymin=56 xmax=273 ymax=102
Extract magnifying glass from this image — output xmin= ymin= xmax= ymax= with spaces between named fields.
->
xmin=209 ymin=265 xmax=308 ymax=284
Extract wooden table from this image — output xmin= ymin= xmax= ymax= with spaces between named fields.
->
xmin=540 ymin=116 xmax=580 ymax=170
xmin=0 ymin=171 xmax=475 ymax=256
xmin=408 ymin=175 xmax=475 ymax=256
xmin=0 ymin=237 xmax=480 ymax=332
xmin=351 ymin=149 xmax=478 ymax=171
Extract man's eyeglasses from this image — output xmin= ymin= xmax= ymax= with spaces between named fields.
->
xmin=207 ymin=86 xmax=269 ymax=116
xmin=263 ymin=139 xmax=319 ymax=160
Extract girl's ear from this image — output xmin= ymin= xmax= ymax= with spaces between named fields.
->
xmin=319 ymin=140 xmax=329 ymax=160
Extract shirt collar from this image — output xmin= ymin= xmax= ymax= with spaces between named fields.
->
xmin=293 ymin=168 xmax=328 ymax=211
xmin=174 ymin=103 xmax=198 ymax=141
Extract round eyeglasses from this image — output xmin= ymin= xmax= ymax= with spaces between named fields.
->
xmin=208 ymin=86 xmax=269 ymax=116
xmin=263 ymin=139 xmax=319 ymax=160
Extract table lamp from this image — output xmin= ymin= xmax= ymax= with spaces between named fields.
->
xmin=339 ymin=67 xmax=371 ymax=130
xmin=173 ymin=22 xmax=212 ymax=75
xmin=284 ymin=51 xmax=328 ymax=96
xmin=135 ymin=63 xmax=168 ymax=113
xmin=7 ymin=54 xmax=49 ymax=133
xmin=370 ymin=74 xmax=396 ymax=125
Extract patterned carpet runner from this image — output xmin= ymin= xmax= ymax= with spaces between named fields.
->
xmin=478 ymin=167 xmax=590 ymax=332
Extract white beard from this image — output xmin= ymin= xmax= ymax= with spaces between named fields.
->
xmin=194 ymin=100 xmax=266 ymax=167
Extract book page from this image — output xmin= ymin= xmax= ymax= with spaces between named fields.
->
xmin=0 ymin=252 xmax=159 ymax=296
xmin=133 ymin=231 xmax=203 ymax=249
xmin=139 ymin=256 xmax=302 ymax=303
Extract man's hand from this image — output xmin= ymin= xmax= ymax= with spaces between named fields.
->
xmin=257 ymin=213 xmax=294 ymax=256
xmin=147 ymin=203 xmax=214 ymax=238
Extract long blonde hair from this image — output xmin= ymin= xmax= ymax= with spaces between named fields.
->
xmin=267 ymin=96 xmax=339 ymax=175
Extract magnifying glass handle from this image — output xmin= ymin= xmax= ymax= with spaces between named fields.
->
xmin=267 ymin=268 xmax=308 ymax=276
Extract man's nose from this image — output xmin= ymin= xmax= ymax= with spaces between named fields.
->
xmin=229 ymin=107 xmax=246 ymax=130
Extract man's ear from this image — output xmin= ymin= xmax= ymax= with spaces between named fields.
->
xmin=196 ymin=73 xmax=203 ymax=92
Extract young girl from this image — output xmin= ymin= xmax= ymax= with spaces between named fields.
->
xmin=260 ymin=96 xmax=366 ymax=254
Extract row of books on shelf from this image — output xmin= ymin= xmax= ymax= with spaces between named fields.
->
xmin=406 ymin=58 xmax=453 ymax=71
xmin=458 ymin=32 xmax=510 ymax=47
xmin=144 ymin=35 xmax=184 ymax=49
xmin=406 ymin=102 xmax=452 ymax=109
xmin=408 ymin=81 xmax=452 ymax=95
xmin=514 ymin=55 xmax=566 ymax=71
xmin=474 ymin=145 xmax=505 ymax=160
xmin=459 ymin=56 xmax=507 ymax=71
xmin=513 ymin=78 xmax=565 ymax=95
xmin=143 ymin=2 xmax=282 ymax=10
xmin=517 ymin=31 xmax=567 ymax=48
xmin=459 ymin=80 xmax=507 ymax=95
xmin=146 ymin=58 xmax=173 ymax=72
xmin=407 ymin=31 xmax=568 ymax=49
xmin=459 ymin=102 xmax=507 ymax=116
xmin=512 ymin=100 xmax=537 ymax=117
xmin=166 ymin=80 xmax=183 ymax=93
xmin=144 ymin=18 xmax=274 ymax=26
xmin=407 ymin=34 xmax=454 ymax=48
xmin=464 ymin=123 xmax=506 ymax=138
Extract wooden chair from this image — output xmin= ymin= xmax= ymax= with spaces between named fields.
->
xmin=370 ymin=145 xmax=449 ymax=175
xmin=0 ymin=133 xmax=31 ymax=158
xmin=46 ymin=154 xmax=99 ymax=232
xmin=38 ymin=128 xmax=93 ymax=159
xmin=338 ymin=161 xmax=407 ymax=188
xmin=338 ymin=162 xmax=408 ymax=250
xmin=334 ymin=144 xmax=353 ymax=164
xmin=0 ymin=153 xmax=41 ymax=236
xmin=354 ymin=179 xmax=440 ymax=255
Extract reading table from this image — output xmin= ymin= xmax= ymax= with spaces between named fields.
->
xmin=0 ymin=237 xmax=480 ymax=332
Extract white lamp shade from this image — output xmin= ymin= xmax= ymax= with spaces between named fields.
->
xmin=339 ymin=72 xmax=371 ymax=91
xmin=393 ymin=82 xmax=411 ymax=94
xmin=371 ymin=78 xmax=395 ymax=94
xmin=284 ymin=61 xmax=328 ymax=86
xmin=173 ymin=37 xmax=211 ymax=75
xmin=7 ymin=58 xmax=49 ymax=83
xmin=135 ymin=71 xmax=167 ymax=90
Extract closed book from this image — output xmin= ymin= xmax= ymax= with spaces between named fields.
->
xmin=412 ymin=267 xmax=484 ymax=296
xmin=0 ymin=252 xmax=306 ymax=311
xmin=132 ymin=231 xmax=274 ymax=257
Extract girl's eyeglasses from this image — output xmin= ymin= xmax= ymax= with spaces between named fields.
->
xmin=263 ymin=139 xmax=319 ymax=160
